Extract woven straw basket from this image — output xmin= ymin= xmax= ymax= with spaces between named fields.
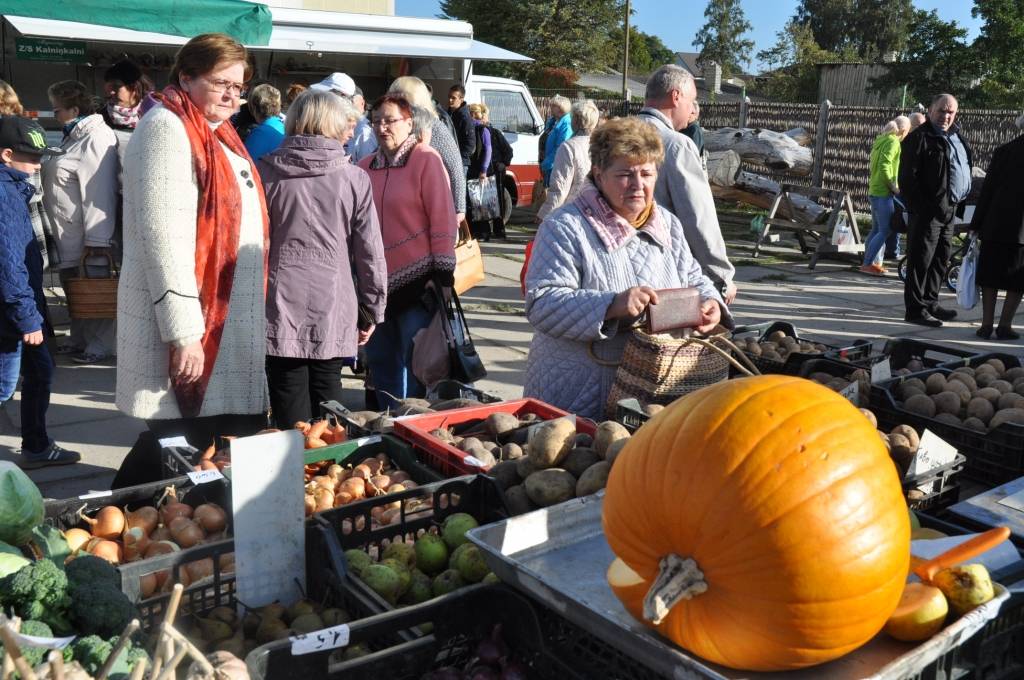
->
xmin=66 ymin=254 xmax=118 ymax=320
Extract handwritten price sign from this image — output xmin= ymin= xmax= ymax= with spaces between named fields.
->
xmin=290 ymin=624 xmax=350 ymax=655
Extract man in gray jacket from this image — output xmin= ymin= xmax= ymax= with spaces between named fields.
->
xmin=637 ymin=65 xmax=737 ymax=303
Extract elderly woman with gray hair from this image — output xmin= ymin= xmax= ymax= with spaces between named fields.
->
xmin=244 ymin=83 xmax=286 ymax=160
xmin=860 ymin=115 xmax=911 ymax=275
xmin=538 ymin=99 xmax=600 ymax=220
xmin=541 ymin=95 xmax=573 ymax=186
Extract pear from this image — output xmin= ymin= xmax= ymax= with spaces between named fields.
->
xmin=287 ymin=600 xmax=316 ymax=623
xmin=933 ymin=564 xmax=995 ymax=616
xmin=257 ymin=602 xmax=287 ymax=620
xmin=290 ymin=613 xmax=325 ymax=634
xmin=321 ymin=608 xmax=350 ymax=627
xmin=241 ymin=611 xmax=261 ymax=637
xmin=256 ymin=617 xmax=290 ymax=644
xmin=195 ymin=617 xmax=234 ymax=643
xmin=215 ymin=628 xmax=246 ymax=657
xmin=208 ymin=606 xmax=237 ymax=626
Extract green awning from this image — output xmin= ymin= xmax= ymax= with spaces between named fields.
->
xmin=0 ymin=0 xmax=271 ymax=45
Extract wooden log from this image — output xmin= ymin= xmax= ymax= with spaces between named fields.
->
xmin=784 ymin=127 xmax=812 ymax=147
xmin=711 ymin=171 xmax=827 ymax=223
xmin=706 ymin=150 xmax=741 ymax=187
xmin=704 ymin=127 xmax=812 ymax=176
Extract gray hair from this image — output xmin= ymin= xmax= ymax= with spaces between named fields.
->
xmin=285 ymin=89 xmax=353 ymax=142
xmin=248 ymin=84 xmax=281 ymax=122
xmin=549 ymin=95 xmax=571 ymax=116
xmin=881 ymin=115 xmax=911 ymax=135
xmin=930 ymin=93 xmax=957 ymax=109
xmin=389 ymin=76 xmax=437 ymax=121
xmin=571 ymin=99 xmax=600 ymax=135
xmin=411 ymin=104 xmax=436 ymax=140
xmin=645 ymin=64 xmax=695 ymax=103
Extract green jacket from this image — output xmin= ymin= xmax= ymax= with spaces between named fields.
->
xmin=868 ymin=133 xmax=901 ymax=197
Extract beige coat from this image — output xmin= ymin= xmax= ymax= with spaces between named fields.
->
xmin=537 ymin=135 xmax=591 ymax=220
xmin=40 ymin=114 xmax=120 ymax=270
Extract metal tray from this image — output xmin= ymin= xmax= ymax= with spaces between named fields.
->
xmin=467 ymin=493 xmax=1010 ymax=680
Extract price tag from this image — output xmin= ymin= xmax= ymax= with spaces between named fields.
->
xmin=909 ymin=429 xmax=958 ymax=478
xmin=870 ymin=357 xmax=892 ymax=384
xmin=15 ymin=632 xmax=76 ymax=649
xmin=290 ymin=624 xmax=350 ymax=655
xmin=187 ymin=469 xmax=224 ymax=485
xmin=77 ymin=490 xmax=112 ymax=500
xmin=158 ymin=436 xmax=194 ymax=450
xmin=838 ymin=381 xmax=859 ymax=403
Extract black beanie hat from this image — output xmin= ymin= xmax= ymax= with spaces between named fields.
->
xmin=104 ymin=60 xmax=142 ymax=86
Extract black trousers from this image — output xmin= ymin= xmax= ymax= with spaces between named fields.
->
xmin=265 ymin=355 xmax=346 ymax=429
xmin=904 ymin=215 xmax=955 ymax=317
xmin=112 ymin=412 xmax=268 ymax=488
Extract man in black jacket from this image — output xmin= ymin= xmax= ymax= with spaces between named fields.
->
xmin=898 ymin=94 xmax=974 ymax=327
xmin=448 ymin=84 xmax=476 ymax=172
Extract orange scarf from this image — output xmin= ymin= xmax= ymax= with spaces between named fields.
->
xmin=627 ymin=201 xmax=654 ymax=228
xmin=159 ymin=86 xmax=269 ymax=418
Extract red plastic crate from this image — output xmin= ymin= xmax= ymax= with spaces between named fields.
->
xmin=393 ymin=398 xmax=597 ymax=476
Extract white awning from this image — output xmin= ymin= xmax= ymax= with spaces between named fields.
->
xmin=3 ymin=9 xmax=532 ymax=62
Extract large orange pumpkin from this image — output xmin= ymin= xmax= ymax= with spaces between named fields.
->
xmin=602 ymin=375 xmax=909 ymax=671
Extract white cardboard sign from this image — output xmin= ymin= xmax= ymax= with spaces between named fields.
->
xmin=290 ymin=624 xmax=350 ymax=655
xmin=838 ymin=381 xmax=859 ymax=403
xmin=909 ymin=429 xmax=958 ymax=478
xmin=187 ymin=469 xmax=225 ymax=485
xmin=870 ymin=357 xmax=892 ymax=384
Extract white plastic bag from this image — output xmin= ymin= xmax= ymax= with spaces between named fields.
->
xmin=957 ymin=234 xmax=980 ymax=309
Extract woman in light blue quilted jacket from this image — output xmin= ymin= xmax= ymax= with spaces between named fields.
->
xmin=523 ymin=117 xmax=730 ymax=421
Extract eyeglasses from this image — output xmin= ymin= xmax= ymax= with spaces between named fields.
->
xmin=202 ymin=77 xmax=246 ymax=97
xmin=372 ymin=117 xmax=411 ymax=130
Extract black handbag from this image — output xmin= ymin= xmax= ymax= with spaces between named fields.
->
xmin=423 ymin=281 xmax=487 ymax=384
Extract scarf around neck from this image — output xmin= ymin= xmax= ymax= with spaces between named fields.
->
xmin=573 ymin=180 xmax=669 ymax=252
xmin=107 ymin=101 xmax=141 ymax=129
xmin=158 ymin=85 xmax=270 ymax=418
xmin=369 ymin=135 xmax=417 ymax=170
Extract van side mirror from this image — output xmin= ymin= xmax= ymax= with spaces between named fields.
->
xmin=533 ymin=123 xmax=543 ymax=135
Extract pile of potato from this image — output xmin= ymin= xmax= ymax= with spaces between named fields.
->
xmin=739 ymin=329 xmax=829 ymax=365
xmin=806 ymin=367 xmax=871 ymax=407
xmin=894 ymin=359 xmax=1024 ymax=433
xmin=342 ymin=395 xmax=494 ymax=434
xmin=858 ymin=411 xmax=946 ymax=506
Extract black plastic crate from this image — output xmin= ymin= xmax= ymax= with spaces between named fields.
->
xmin=872 ymin=368 xmax=1024 ymax=486
xmin=883 ymin=339 xmax=981 ymax=372
xmin=315 ymin=475 xmax=509 ymax=618
xmin=615 ymin=398 xmax=650 ymax=433
xmin=246 ymin=583 xmax=661 ymax=680
xmin=730 ymin=321 xmax=866 ymax=376
xmin=904 ymin=454 xmax=966 ymax=513
xmin=797 ymin=357 xmax=872 ymax=406
xmin=939 ymin=352 xmax=1022 ymax=372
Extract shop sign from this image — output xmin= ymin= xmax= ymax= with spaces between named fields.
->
xmin=15 ymin=37 xmax=88 ymax=63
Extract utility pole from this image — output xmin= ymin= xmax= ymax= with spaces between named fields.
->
xmin=622 ymin=0 xmax=631 ymax=100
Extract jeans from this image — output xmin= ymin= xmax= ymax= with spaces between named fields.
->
xmin=58 ymin=266 xmax=116 ymax=356
xmin=0 ymin=338 xmax=54 ymax=454
xmin=266 ymin=355 xmax=347 ymax=429
xmin=364 ymin=302 xmax=433 ymax=411
xmin=863 ymin=195 xmax=895 ymax=266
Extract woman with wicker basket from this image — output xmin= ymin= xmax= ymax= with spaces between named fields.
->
xmin=523 ymin=117 xmax=730 ymax=421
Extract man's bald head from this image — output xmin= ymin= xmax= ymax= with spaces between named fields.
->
xmin=928 ymin=94 xmax=958 ymax=131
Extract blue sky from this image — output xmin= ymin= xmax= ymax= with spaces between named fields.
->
xmin=394 ymin=0 xmax=982 ymax=70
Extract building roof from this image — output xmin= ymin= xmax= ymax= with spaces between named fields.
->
xmin=577 ymin=72 xmax=647 ymax=95
xmin=675 ymin=52 xmax=701 ymax=76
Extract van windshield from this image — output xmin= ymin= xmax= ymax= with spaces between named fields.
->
xmin=482 ymin=89 xmax=536 ymax=134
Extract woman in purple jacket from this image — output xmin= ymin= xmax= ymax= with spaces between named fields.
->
xmin=258 ymin=90 xmax=388 ymax=428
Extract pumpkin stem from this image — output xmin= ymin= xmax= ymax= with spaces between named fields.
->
xmin=643 ymin=554 xmax=707 ymax=625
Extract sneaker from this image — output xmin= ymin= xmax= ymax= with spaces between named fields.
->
xmin=858 ymin=265 xmax=884 ymax=276
xmin=19 ymin=442 xmax=81 ymax=469
xmin=71 ymin=352 xmax=110 ymax=364
xmin=55 ymin=344 xmax=84 ymax=355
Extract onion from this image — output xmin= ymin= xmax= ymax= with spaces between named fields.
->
xmin=313 ymin=488 xmax=334 ymax=512
xmin=64 ymin=527 xmax=92 ymax=553
xmin=186 ymin=557 xmax=214 ymax=582
xmin=125 ymin=506 xmax=159 ymax=535
xmin=304 ymin=495 xmax=316 ymax=516
xmin=368 ymin=474 xmax=391 ymax=494
xmin=313 ymin=476 xmax=336 ymax=492
xmin=193 ymin=503 xmax=227 ymax=533
xmin=122 ymin=526 xmax=151 ymax=561
xmin=162 ymin=566 xmax=191 ymax=592
xmin=219 ymin=552 xmax=235 ymax=570
xmin=169 ymin=518 xmax=204 ymax=548
xmin=388 ymin=483 xmax=407 ymax=495
xmin=389 ymin=471 xmax=411 ymax=485
xmin=85 ymin=537 xmax=122 ymax=563
xmin=351 ymin=463 xmax=374 ymax=480
xmin=334 ymin=491 xmax=354 ymax=506
xmin=380 ymin=507 xmax=401 ymax=525
xmin=375 ymin=452 xmax=391 ymax=467
xmin=80 ymin=505 xmax=126 ymax=540
xmin=326 ymin=464 xmax=345 ymax=480
xmin=150 ymin=525 xmax=172 ymax=542
xmin=144 ymin=540 xmax=180 ymax=558
xmin=139 ymin=572 xmax=158 ymax=599
xmin=160 ymin=501 xmax=193 ymax=525
xmin=339 ymin=477 xmax=366 ymax=500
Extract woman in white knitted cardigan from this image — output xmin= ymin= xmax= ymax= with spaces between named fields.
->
xmin=114 ymin=34 xmax=270 ymax=485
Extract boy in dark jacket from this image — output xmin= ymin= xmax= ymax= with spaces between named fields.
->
xmin=0 ymin=115 xmax=80 ymax=467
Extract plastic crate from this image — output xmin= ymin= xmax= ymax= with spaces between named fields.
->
xmin=956 ymin=560 xmax=1024 ymax=680
xmin=730 ymin=321 xmax=866 ymax=375
xmin=246 ymin=583 xmax=662 ymax=680
xmin=615 ymin=398 xmax=650 ymax=433
xmin=872 ymin=368 xmax=1024 ymax=486
xmin=797 ymin=357 xmax=872 ymax=407
xmin=393 ymin=398 xmax=597 ymax=476
xmin=426 ymin=379 xmax=502 ymax=404
xmin=315 ymin=475 xmax=508 ymax=618
xmin=883 ymin=339 xmax=981 ymax=372
xmin=937 ymin=352 xmax=1022 ymax=371
xmin=904 ymin=454 xmax=966 ymax=513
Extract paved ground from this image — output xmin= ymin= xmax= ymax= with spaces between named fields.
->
xmin=2 ymin=210 xmax=1021 ymax=498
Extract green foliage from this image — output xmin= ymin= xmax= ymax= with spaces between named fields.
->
xmin=29 ymin=525 xmax=70 ymax=569
xmin=0 ymin=559 xmax=72 ymax=633
xmin=793 ymin=0 xmax=914 ymax=59
xmin=692 ymin=0 xmax=754 ymax=79
xmin=969 ymin=0 xmax=1024 ymax=108
xmin=605 ymin=26 xmax=675 ymax=75
xmin=756 ymin=22 xmax=849 ymax=102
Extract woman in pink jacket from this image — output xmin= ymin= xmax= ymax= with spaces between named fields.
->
xmin=358 ymin=94 xmax=457 ymax=409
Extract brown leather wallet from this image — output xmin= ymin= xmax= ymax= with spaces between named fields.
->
xmin=644 ymin=287 xmax=702 ymax=333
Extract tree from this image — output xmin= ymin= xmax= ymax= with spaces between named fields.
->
xmin=692 ymin=0 xmax=754 ymax=78
xmin=793 ymin=0 xmax=914 ymax=59
xmin=867 ymin=10 xmax=975 ymax=107
xmin=441 ymin=0 xmax=624 ymax=80
xmin=969 ymin=0 xmax=1024 ymax=108
xmin=604 ymin=27 xmax=676 ymax=75
xmin=756 ymin=22 xmax=846 ymax=102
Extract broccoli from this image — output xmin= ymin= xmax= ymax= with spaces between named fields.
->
xmin=66 ymin=554 xmax=120 ymax=590
xmin=0 ymin=559 xmax=71 ymax=633
xmin=69 ymin=635 xmax=112 ymax=676
xmin=13 ymin=620 xmax=53 ymax=670
xmin=68 ymin=583 xmax=136 ymax=639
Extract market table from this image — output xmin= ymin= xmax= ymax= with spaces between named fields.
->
xmin=948 ymin=475 xmax=1024 ymax=548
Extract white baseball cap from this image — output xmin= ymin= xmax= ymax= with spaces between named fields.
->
xmin=310 ymin=72 xmax=356 ymax=97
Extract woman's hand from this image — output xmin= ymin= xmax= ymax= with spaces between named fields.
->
xmin=723 ymin=282 xmax=738 ymax=305
xmin=606 ymin=286 xmax=659 ymax=320
xmin=358 ymin=325 xmax=375 ymax=346
xmin=696 ymin=299 xmax=722 ymax=334
xmin=170 ymin=341 xmax=205 ymax=384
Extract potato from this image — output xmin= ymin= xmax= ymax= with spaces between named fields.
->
xmin=827 ymin=377 xmax=849 ymax=391
xmin=528 ymin=418 xmax=576 ymax=468
xmin=745 ymin=342 xmax=762 ymax=356
xmin=879 ymin=431 xmax=891 ymax=451
xmin=519 ymin=412 xmax=540 ymax=424
xmin=990 ymin=380 xmax=1013 ymax=394
xmin=395 ymin=399 xmax=434 ymax=416
xmin=348 ymin=410 xmax=380 ymax=426
xmin=975 ymin=387 xmax=1002 ymax=405
xmin=479 ymin=440 xmax=501 ymax=454
xmin=990 ymin=408 xmax=1024 ymax=429
xmin=858 ymin=408 xmax=878 ymax=428
xmin=575 ymin=462 xmax=611 ymax=497
xmin=503 ymin=485 xmax=534 ymax=515
xmin=767 ymin=330 xmax=787 ymax=342
xmin=986 ymin=358 xmax=1006 ymax=375
xmin=948 ymin=372 xmax=978 ymax=392
xmin=642 ymin=403 xmax=665 ymax=417
xmin=605 ymin=438 xmax=629 ymax=466
xmin=904 ymin=393 xmax=937 ymax=418
xmin=898 ymin=384 xmax=926 ymax=401
xmin=933 ymin=412 xmax=962 ymax=426
xmin=903 ymin=377 xmax=927 ymax=394
xmin=524 ymin=469 xmax=577 ymax=507
xmin=931 ymin=391 xmax=961 ymax=416
xmin=485 ymin=412 xmax=520 ymax=437
xmin=593 ymin=421 xmax=631 ymax=459
xmin=976 ymin=372 xmax=997 ymax=388
xmin=1005 ymin=366 xmax=1024 ymax=381
xmin=488 ymin=460 xmax=519 ymax=490
xmin=515 ymin=454 xmax=538 ymax=480
xmin=943 ymin=380 xmax=972 ymax=406
xmin=430 ymin=427 xmax=455 ymax=443
xmin=574 ymin=433 xmax=594 ymax=448
xmin=925 ymin=373 xmax=947 ymax=395
xmin=966 ymin=397 xmax=995 ymax=425
xmin=468 ymin=449 xmax=497 ymax=468
xmin=976 ymin=362 xmax=998 ymax=375
xmin=887 ymin=435 xmax=914 ymax=478
xmin=430 ymin=398 xmax=481 ymax=411
xmin=562 ymin=447 xmax=602 ymax=479
xmin=501 ymin=443 xmax=524 ymax=460
xmin=964 ymin=417 xmax=988 ymax=432
xmin=458 ymin=437 xmax=484 ymax=453
xmin=997 ymin=392 xmax=1024 ymax=411
xmin=889 ymin=424 xmax=920 ymax=452
xmin=906 ymin=359 xmax=925 ymax=372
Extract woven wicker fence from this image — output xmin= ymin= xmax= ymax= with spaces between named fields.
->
xmin=741 ymin=102 xmax=821 ymax=188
